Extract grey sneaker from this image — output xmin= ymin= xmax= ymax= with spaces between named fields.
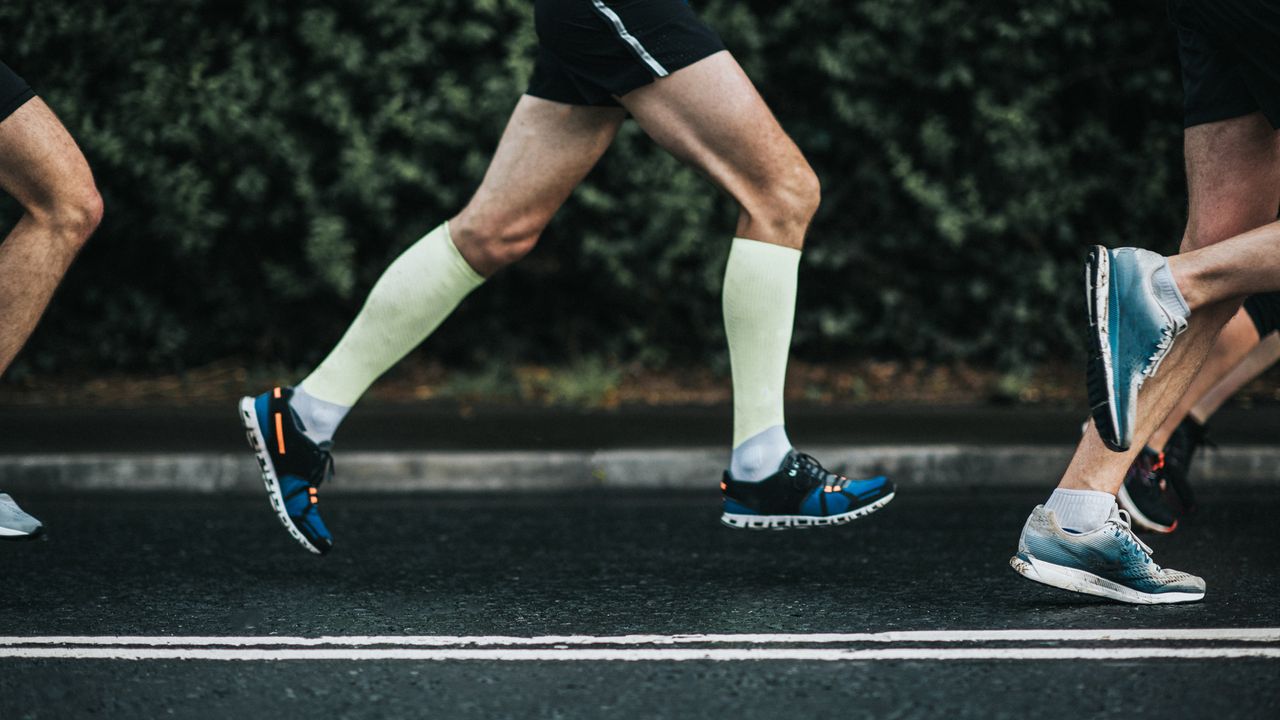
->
xmin=1085 ymin=246 xmax=1190 ymax=451
xmin=0 ymin=493 xmax=44 ymax=540
xmin=1010 ymin=504 xmax=1205 ymax=604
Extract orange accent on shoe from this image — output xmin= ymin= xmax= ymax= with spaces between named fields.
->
xmin=273 ymin=387 xmax=282 ymax=399
xmin=310 ymin=496 xmax=318 ymax=505
xmin=1152 ymin=451 xmax=1166 ymax=471
xmin=309 ymin=487 xmax=317 ymax=495
xmin=719 ymin=481 xmax=727 ymax=491
xmin=274 ymin=413 xmax=286 ymax=455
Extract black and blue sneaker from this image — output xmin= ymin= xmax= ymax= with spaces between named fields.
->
xmin=720 ymin=450 xmax=895 ymax=530
xmin=239 ymin=386 xmax=334 ymax=555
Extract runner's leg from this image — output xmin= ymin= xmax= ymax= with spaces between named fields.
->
xmin=240 ymin=95 xmax=625 ymax=553
xmin=620 ymin=52 xmax=818 ymax=251
xmin=294 ymin=97 xmax=626 ymax=426
xmin=1142 ymin=118 xmax=1280 ymax=450
xmin=1058 ymin=112 xmax=1280 ymax=497
xmin=1145 ymin=309 xmax=1259 ymax=450
xmin=623 ymin=52 xmax=816 ymax=478
xmin=619 ymin=51 xmax=894 ymax=529
xmin=1187 ymin=328 xmax=1280 ymax=421
xmin=0 ymin=98 xmax=103 ymax=375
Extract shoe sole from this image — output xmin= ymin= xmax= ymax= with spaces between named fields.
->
xmin=239 ymin=396 xmax=325 ymax=555
xmin=1009 ymin=553 xmax=1202 ymax=605
xmin=1116 ymin=484 xmax=1177 ymax=534
xmin=720 ymin=491 xmax=895 ymax=530
xmin=0 ymin=525 xmax=44 ymax=541
xmin=1085 ymin=246 xmax=1126 ymax=451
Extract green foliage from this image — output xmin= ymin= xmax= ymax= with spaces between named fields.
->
xmin=0 ymin=0 xmax=1184 ymax=376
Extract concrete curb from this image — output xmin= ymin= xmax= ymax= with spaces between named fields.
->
xmin=0 ymin=445 xmax=1276 ymax=493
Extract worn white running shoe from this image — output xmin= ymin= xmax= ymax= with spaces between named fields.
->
xmin=1085 ymin=246 xmax=1190 ymax=452
xmin=0 ymin=493 xmax=44 ymax=540
xmin=1010 ymin=504 xmax=1204 ymax=604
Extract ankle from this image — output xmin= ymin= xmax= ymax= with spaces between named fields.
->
xmin=290 ymin=385 xmax=350 ymax=445
xmin=1044 ymin=488 xmax=1115 ymax=533
xmin=1166 ymin=255 xmax=1204 ymax=311
xmin=730 ymin=425 xmax=792 ymax=482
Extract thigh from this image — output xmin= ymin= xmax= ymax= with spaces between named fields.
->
xmin=617 ymin=52 xmax=812 ymax=219
xmin=0 ymin=98 xmax=96 ymax=214
xmin=1182 ymin=112 xmax=1280 ymax=251
xmin=458 ymin=94 xmax=626 ymax=234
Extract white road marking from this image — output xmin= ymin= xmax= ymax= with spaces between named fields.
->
xmin=1 ymin=647 xmax=1279 ymax=662
xmin=2 ymin=628 xmax=1278 ymax=647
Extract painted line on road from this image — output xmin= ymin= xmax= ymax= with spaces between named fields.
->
xmin=2 ymin=628 xmax=1278 ymax=647
xmin=2 ymin=647 xmax=1279 ymax=662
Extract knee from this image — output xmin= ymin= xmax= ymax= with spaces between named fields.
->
xmin=32 ymin=184 xmax=103 ymax=249
xmin=743 ymin=160 xmax=821 ymax=247
xmin=1181 ymin=203 xmax=1276 ymax=253
xmin=449 ymin=210 xmax=543 ymax=275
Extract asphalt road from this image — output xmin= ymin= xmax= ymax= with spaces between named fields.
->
xmin=2 ymin=486 xmax=1278 ymax=718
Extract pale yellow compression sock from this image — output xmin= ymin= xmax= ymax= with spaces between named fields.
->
xmin=723 ymin=237 xmax=801 ymax=479
xmin=299 ymin=222 xmax=483 ymax=408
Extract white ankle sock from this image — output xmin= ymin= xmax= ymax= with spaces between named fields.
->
xmin=1044 ymin=488 xmax=1116 ymax=533
xmin=730 ymin=425 xmax=793 ymax=482
xmin=289 ymin=385 xmax=350 ymax=445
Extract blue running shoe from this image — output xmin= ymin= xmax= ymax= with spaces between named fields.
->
xmin=1086 ymin=246 xmax=1190 ymax=451
xmin=1010 ymin=504 xmax=1204 ymax=604
xmin=240 ymin=387 xmax=334 ymax=554
xmin=720 ymin=450 xmax=895 ymax=530
xmin=0 ymin=493 xmax=43 ymax=541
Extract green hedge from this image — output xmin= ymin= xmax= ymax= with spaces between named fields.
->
xmin=0 ymin=0 xmax=1185 ymax=377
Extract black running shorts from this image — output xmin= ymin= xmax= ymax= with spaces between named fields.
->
xmin=1169 ymin=0 xmax=1280 ymax=128
xmin=1244 ymin=293 xmax=1280 ymax=337
xmin=0 ymin=60 xmax=35 ymax=123
xmin=528 ymin=0 xmax=726 ymax=107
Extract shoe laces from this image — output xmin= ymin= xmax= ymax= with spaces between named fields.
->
xmin=789 ymin=452 xmax=850 ymax=492
xmin=1142 ymin=317 xmax=1187 ymax=379
xmin=1109 ymin=509 xmax=1155 ymax=563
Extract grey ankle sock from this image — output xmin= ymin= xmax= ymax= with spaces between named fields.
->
xmin=290 ymin=385 xmax=351 ymax=445
xmin=730 ymin=425 xmax=792 ymax=482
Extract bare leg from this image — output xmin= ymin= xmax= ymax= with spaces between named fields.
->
xmin=1146 ymin=309 xmax=1260 ymax=450
xmin=1141 ymin=111 xmax=1280 ymax=448
xmin=0 ymin=98 xmax=103 ymax=374
xmin=1059 ymin=112 xmax=1280 ymax=493
xmin=1169 ymin=221 xmax=1280 ymax=306
xmin=450 ymin=96 xmax=627 ymax=275
xmin=1191 ymin=330 xmax=1280 ymax=421
xmin=618 ymin=51 xmax=820 ymax=249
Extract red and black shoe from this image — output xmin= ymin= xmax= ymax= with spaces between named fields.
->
xmin=1117 ymin=417 xmax=1208 ymax=534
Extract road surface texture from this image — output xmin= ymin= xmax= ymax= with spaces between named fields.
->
xmin=2 ymin=484 xmax=1278 ymax=718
